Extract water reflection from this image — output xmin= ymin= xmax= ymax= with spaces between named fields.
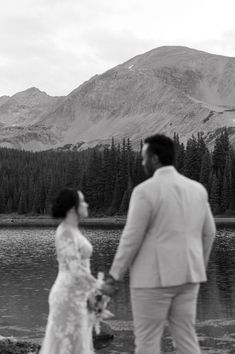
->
xmin=198 ymin=229 xmax=235 ymax=320
xmin=0 ymin=227 xmax=234 ymax=339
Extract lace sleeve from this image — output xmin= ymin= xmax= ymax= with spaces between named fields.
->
xmin=57 ymin=230 xmax=97 ymax=292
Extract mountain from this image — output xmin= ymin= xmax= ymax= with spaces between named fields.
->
xmin=0 ymin=88 xmax=63 ymax=149
xmin=1 ymin=46 xmax=235 ymax=151
xmin=0 ymin=87 xmax=61 ymax=126
xmin=0 ymin=96 xmax=10 ymax=106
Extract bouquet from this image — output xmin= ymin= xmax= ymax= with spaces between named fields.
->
xmin=87 ymin=272 xmax=114 ymax=334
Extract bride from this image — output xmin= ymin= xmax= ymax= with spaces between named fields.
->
xmin=40 ymin=188 xmax=98 ymax=354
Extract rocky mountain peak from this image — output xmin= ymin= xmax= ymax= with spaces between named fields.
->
xmin=11 ymin=87 xmax=52 ymax=106
xmin=0 ymin=87 xmax=62 ymax=128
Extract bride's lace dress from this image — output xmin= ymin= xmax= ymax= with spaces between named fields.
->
xmin=40 ymin=224 xmax=97 ymax=354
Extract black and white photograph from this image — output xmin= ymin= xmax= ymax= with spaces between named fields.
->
xmin=0 ymin=0 xmax=235 ymax=353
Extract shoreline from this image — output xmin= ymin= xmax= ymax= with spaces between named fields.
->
xmin=0 ymin=215 xmax=235 ymax=228
xmin=1 ymin=318 xmax=235 ymax=353
xmin=0 ymin=215 xmax=126 ymax=228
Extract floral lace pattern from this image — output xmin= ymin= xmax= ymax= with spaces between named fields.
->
xmin=40 ymin=226 xmax=97 ymax=354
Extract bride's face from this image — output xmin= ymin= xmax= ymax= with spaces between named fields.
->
xmin=77 ymin=191 xmax=89 ymax=218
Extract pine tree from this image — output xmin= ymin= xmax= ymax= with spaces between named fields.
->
xmin=45 ymin=177 xmax=56 ymax=214
xmin=199 ymin=149 xmax=212 ymax=193
xmin=85 ymin=149 xmax=104 ymax=211
xmin=32 ymin=188 xmax=40 ymax=215
xmin=18 ymin=191 xmax=27 ymax=214
xmin=212 ymin=128 xmax=230 ymax=176
xmin=210 ymin=173 xmax=221 ymax=215
xmin=229 ymin=148 xmax=235 ymax=211
xmin=6 ymin=197 xmax=13 ymax=213
xmin=184 ymin=136 xmax=200 ymax=180
xmin=119 ymin=139 xmax=129 ymax=194
xmin=66 ymin=155 xmax=81 ymax=188
xmin=221 ymin=154 xmax=232 ymax=213
xmin=32 ymin=179 xmax=46 ymax=214
xmin=133 ymin=141 xmax=146 ymax=186
xmin=173 ymin=133 xmax=181 ymax=170
xmin=12 ymin=186 xmax=20 ymax=212
xmin=176 ymin=143 xmax=185 ymax=173
xmin=0 ymin=187 xmax=6 ymax=213
xmin=119 ymin=174 xmax=133 ymax=214
xmin=211 ymin=128 xmax=231 ymax=209
xmin=197 ymin=133 xmax=207 ymax=159
xmin=102 ymin=145 xmax=115 ymax=209
xmin=80 ymin=173 xmax=88 ymax=197
xmin=27 ymin=182 xmax=35 ymax=213
xmin=108 ymin=174 xmax=123 ymax=215
xmin=39 ymin=182 xmax=46 ymax=214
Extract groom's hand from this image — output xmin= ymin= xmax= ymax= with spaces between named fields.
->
xmin=101 ymin=274 xmax=119 ymax=297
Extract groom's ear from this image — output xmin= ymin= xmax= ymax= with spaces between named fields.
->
xmin=151 ymin=154 xmax=159 ymax=166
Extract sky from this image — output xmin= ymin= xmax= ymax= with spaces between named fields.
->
xmin=1 ymin=0 xmax=235 ymax=97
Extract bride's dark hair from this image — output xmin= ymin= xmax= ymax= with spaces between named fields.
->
xmin=52 ymin=188 xmax=79 ymax=218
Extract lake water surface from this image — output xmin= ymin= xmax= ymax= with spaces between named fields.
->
xmin=0 ymin=227 xmax=234 ymax=344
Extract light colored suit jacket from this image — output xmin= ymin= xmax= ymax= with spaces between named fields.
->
xmin=110 ymin=166 xmax=216 ymax=288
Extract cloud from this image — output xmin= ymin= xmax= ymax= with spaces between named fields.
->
xmin=191 ymin=29 xmax=235 ymax=57
xmin=1 ymin=0 xmax=235 ymax=96
xmin=0 ymin=1 xmax=159 ymax=96
xmin=82 ymin=28 xmax=157 ymax=64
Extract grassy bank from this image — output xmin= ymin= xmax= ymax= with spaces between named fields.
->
xmin=0 ymin=214 xmax=235 ymax=228
xmin=0 ymin=214 xmax=126 ymax=228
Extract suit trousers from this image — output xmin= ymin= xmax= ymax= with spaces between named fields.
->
xmin=131 ymin=283 xmax=201 ymax=354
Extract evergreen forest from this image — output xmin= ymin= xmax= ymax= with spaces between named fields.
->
xmin=0 ymin=128 xmax=234 ymax=216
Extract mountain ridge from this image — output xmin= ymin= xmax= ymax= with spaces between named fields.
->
xmin=1 ymin=46 xmax=235 ymax=150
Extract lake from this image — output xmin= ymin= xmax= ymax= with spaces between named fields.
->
xmin=0 ymin=226 xmax=234 ymax=351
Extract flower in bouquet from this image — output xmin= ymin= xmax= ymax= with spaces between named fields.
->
xmin=87 ymin=272 xmax=114 ymax=334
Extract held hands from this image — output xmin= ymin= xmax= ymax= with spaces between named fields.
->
xmin=101 ymin=274 xmax=119 ymax=297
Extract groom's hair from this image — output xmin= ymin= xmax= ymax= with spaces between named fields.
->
xmin=52 ymin=188 xmax=79 ymax=218
xmin=144 ymin=134 xmax=175 ymax=166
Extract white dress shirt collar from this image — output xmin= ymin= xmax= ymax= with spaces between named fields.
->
xmin=153 ymin=165 xmax=177 ymax=177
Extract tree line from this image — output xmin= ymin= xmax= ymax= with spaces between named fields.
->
xmin=0 ymin=128 xmax=234 ymax=216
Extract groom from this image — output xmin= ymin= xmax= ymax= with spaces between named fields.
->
xmin=104 ymin=134 xmax=216 ymax=354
